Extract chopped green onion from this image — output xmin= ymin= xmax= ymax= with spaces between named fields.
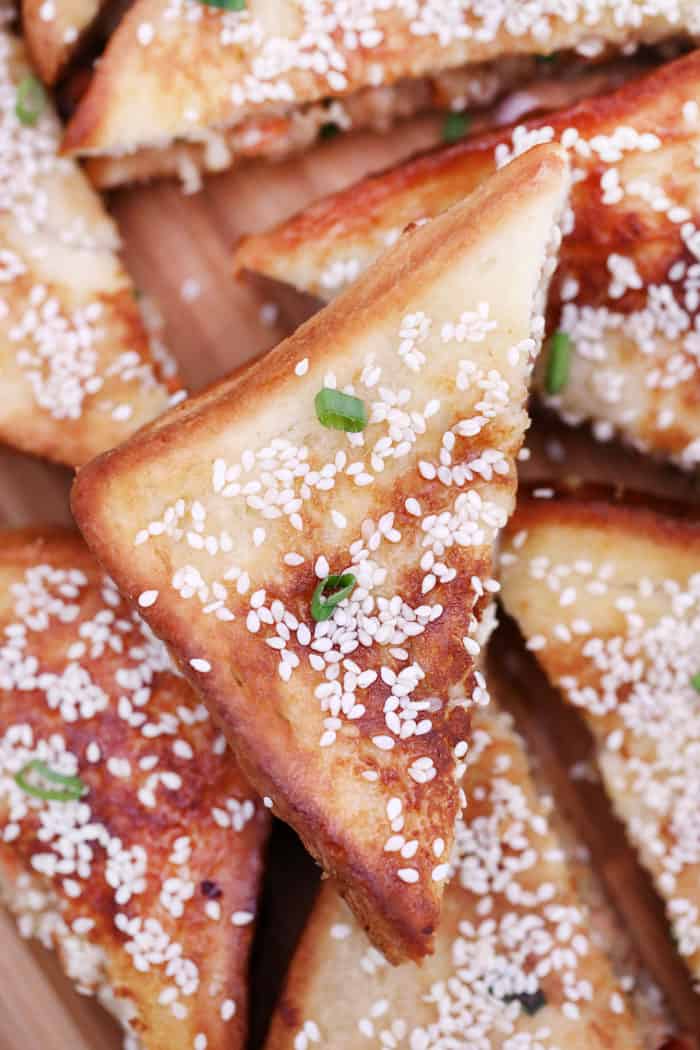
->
xmin=311 ymin=573 xmax=356 ymax=622
xmin=536 ymin=52 xmax=559 ymax=64
xmin=442 ymin=111 xmax=471 ymax=144
xmin=315 ymin=388 xmax=367 ymax=433
xmin=691 ymin=673 xmax=700 ymax=692
xmin=15 ymin=74 xmax=46 ymax=127
xmin=319 ymin=122 xmax=340 ymax=141
xmin=545 ymin=330 xmax=571 ymax=395
xmin=198 ymin=0 xmax=245 ymax=9
xmin=503 ymin=989 xmax=547 ymax=1016
xmin=14 ymin=760 xmax=86 ymax=802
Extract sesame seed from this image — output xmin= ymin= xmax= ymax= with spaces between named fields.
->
xmin=397 ymin=868 xmax=419 ymax=884
xmin=221 ymin=999 xmax=236 ymax=1020
xmin=180 ymin=277 xmax=201 ymax=302
xmin=231 ymin=911 xmax=254 ymax=926
xmin=137 ymin=590 xmax=159 ymax=609
xmin=137 ymin=22 xmax=154 ymax=46
xmin=190 ymin=659 xmax=211 ymax=673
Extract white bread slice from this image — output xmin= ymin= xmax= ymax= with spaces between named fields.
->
xmin=72 ymin=146 xmax=570 ymax=962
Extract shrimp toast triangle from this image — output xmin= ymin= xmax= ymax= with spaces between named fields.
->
xmin=0 ymin=29 xmax=182 ymax=467
xmin=264 ymin=702 xmax=667 ymax=1050
xmin=72 ymin=145 xmax=570 ymax=963
xmin=236 ymin=49 xmax=700 ymax=470
xmin=61 ymin=0 xmax=700 ymax=185
xmin=0 ymin=528 xmax=269 ymax=1050
xmin=500 ymin=486 xmax=700 ymax=984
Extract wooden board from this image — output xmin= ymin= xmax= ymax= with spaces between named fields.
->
xmin=1 ymin=115 xmax=700 ymax=1050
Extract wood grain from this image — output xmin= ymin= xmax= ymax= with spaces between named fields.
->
xmin=0 ymin=118 xmax=698 ymax=1049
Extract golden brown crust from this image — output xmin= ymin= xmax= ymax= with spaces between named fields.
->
xmin=501 ymin=487 xmax=700 ymax=983
xmin=0 ymin=31 xmax=183 ymax=468
xmin=236 ymin=49 xmax=700 ymax=468
xmin=0 ymin=526 xmax=269 ymax=1049
xmin=236 ymin=49 xmax=700 ymax=281
xmin=264 ymin=702 xmax=650 ymax=1050
xmin=507 ymin=481 xmax=700 ymax=548
xmin=72 ymin=145 xmax=570 ymax=962
xmin=61 ymin=0 xmax=700 ymax=160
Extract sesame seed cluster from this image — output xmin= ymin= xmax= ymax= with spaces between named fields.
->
xmin=62 ymin=0 xmax=700 ymax=184
xmin=72 ymin=148 xmax=571 ymax=962
xmin=237 ymin=49 xmax=700 ymax=469
xmin=270 ymin=705 xmax=647 ymax=1050
xmin=0 ymin=533 xmax=268 ymax=1049
xmin=128 ymin=301 xmax=540 ymax=901
xmin=501 ymin=497 xmax=700 ymax=986
xmin=505 ymin=88 xmax=700 ymax=469
xmin=0 ymin=29 xmax=183 ymax=466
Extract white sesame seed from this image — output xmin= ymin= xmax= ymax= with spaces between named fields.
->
xmin=372 ymin=736 xmax=394 ymax=751
xmin=231 ymin=911 xmax=254 ymax=926
xmin=397 ymin=868 xmax=419 ymax=884
xmin=386 ymin=798 xmax=402 ymax=821
xmin=221 ymin=999 xmax=237 ymax=1021
xmin=137 ymin=21 xmax=154 ymax=45
xmin=137 ymin=590 xmax=159 ymax=609
xmin=190 ymin=658 xmax=212 ymax=673
xmin=180 ymin=277 xmax=201 ymax=302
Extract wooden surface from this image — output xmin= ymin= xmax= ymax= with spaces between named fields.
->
xmin=1 ymin=116 xmax=700 ymax=1050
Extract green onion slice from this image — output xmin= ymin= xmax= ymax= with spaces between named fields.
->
xmin=442 ymin=111 xmax=471 ymax=144
xmin=319 ymin=122 xmax=340 ymax=141
xmin=314 ymin=388 xmax=367 ymax=433
xmin=15 ymin=760 xmax=86 ymax=802
xmin=198 ymin=0 xmax=246 ymax=8
xmin=15 ymin=74 xmax=46 ymax=127
xmin=545 ymin=330 xmax=571 ymax=395
xmin=502 ymin=989 xmax=547 ymax=1016
xmin=311 ymin=573 xmax=356 ymax=622
xmin=691 ymin=673 xmax=700 ymax=693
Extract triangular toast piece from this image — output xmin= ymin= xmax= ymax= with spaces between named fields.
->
xmin=0 ymin=29 xmax=182 ymax=467
xmin=264 ymin=700 xmax=662 ymax=1050
xmin=61 ymin=0 xmax=698 ymax=185
xmin=23 ymin=0 xmax=104 ymax=84
xmin=500 ymin=484 xmax=700 ymax=984
xmin=0 ymin=528 xmax=269 ymax=1049
xmin=236 ymin=49 xmax=700 ymax=470
xmin=72 ymin=144 xmax=570 ymax=962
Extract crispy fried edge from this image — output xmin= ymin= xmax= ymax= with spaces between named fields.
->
xmin=233 ymin=49 xmax=700 ymax=288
